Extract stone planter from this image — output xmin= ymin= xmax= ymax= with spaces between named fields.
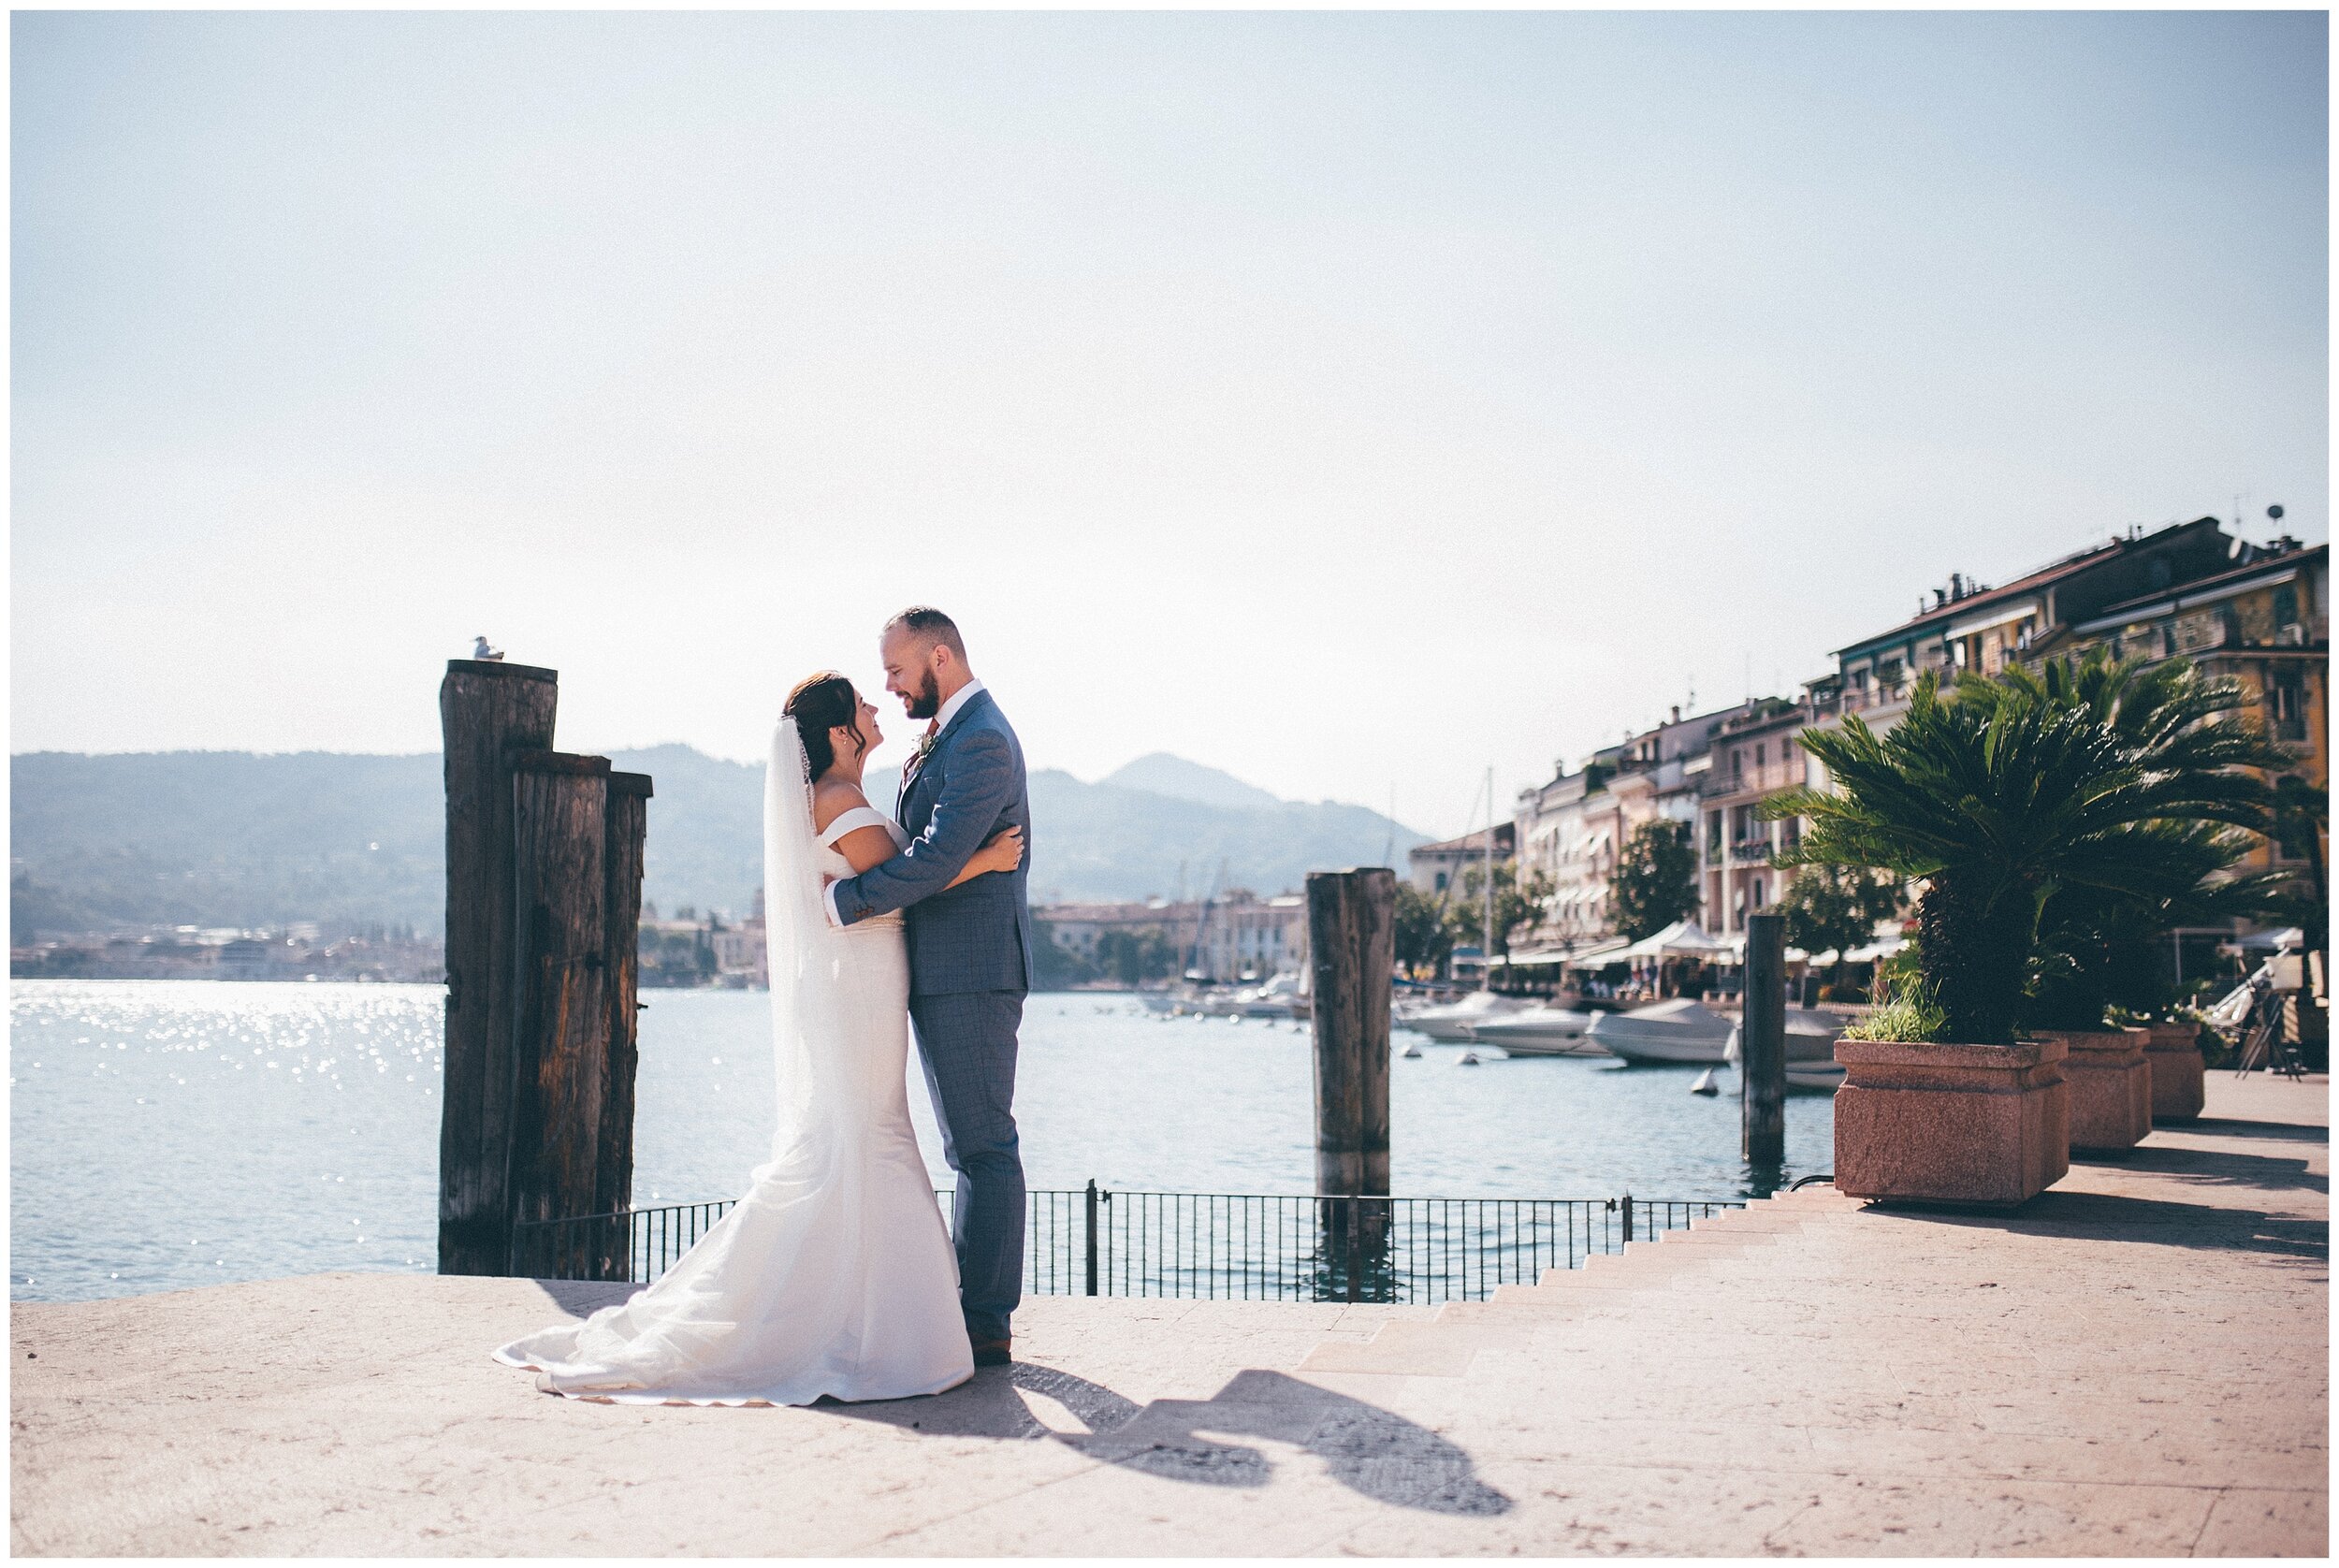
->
xmin=1835 ymin=1038 xmax=2069 ymax=1209
xmin=2142 ymin=1024 xmax=2206 ymax=1125
xmin=2035 ymin=1028 xmax=2153 ymax=1154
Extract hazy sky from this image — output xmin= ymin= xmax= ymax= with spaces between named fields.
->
xmin=13 ymin=10 xmax=2327 ymax=838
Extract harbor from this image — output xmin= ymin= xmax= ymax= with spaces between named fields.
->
xmin=9 ymin=982 xmax=1837 ymax=1306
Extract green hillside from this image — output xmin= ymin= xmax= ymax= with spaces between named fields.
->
xmin=10 ymin=748 xmax=1427 ymax=936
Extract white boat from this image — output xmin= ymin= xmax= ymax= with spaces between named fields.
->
xmin=1586 ymin=999 xmax=1738 ymax=1065
xmin=1402 ymin=991 xmax=1530 ymax=1042
xmin=1690 ymin=1067 xmax=1721 ymax=1096
xmin=1462 ymin=1008 xmax=1605 ymax=1057
xmin=1723 ymin=1010 xmax=1852 ymax=1092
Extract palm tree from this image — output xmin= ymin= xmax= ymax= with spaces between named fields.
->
xmin=1961 ymin=650 xmax=2292 ymax=1025
xmin=1766 ymin=667 xmax=2274 ymax=1044
xmin=1965 ymin=649 xmax=2292 ymax=805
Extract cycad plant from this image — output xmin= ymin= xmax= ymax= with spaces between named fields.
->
xmin=1961 ymin=651 xmax=2292 ymax=1029
xmin=1765 ymin=661 xmax=2274 ymax=1045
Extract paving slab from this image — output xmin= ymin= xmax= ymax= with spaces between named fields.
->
xmin=12 ymin=1072 xmax=2326 ymax=1555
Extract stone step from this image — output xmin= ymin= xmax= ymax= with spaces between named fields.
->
xmin=1295 ymin=1317 xmax=1512 ymax=1377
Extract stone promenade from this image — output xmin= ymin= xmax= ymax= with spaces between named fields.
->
xmin=13 ymin=1073 xmax=2326 ymax=1555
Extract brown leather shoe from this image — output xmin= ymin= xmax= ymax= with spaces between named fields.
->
xmin=970 ymin=1338 xmax=1012 ymax=1368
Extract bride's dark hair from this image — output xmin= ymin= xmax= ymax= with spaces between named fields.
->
xmin=784 ymin=673 xmax=865 ymax=781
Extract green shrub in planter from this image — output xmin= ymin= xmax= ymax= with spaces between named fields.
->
xmin=1957 ymin=650 xmax=2288 ymax=1033
xmin=1766 ymin=669 xmax=2268 ymax=1047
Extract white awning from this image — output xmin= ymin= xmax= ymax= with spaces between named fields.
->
xmin=1946 ymin=599 xmax=2041 ymax=641
xmin=1620 ymin=920 xmax=1734 ymax=960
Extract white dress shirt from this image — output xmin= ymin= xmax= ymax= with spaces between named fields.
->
xmin=824 ymin=679 xmax=987 ymax=928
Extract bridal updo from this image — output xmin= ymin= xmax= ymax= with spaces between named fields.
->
xmin=784 ymin=672 xmax=864 ymax=781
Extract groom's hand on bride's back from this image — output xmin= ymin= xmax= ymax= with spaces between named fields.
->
xmin=973 ymin=825 xmax=1023 ymax=877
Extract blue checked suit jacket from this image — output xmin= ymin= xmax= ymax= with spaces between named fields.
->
xmin=830 ymin=687 xmax=1034 ymax=997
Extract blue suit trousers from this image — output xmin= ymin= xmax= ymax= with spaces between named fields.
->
xmin=908 ymin=990 xmax=1025 ymax=1344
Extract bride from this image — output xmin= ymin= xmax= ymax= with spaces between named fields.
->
xmin=493 ymin=671 xmax=1024 ymax=1404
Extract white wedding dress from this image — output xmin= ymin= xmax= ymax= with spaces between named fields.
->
xmin=492 ymin=719 xmax=975 ymax=1405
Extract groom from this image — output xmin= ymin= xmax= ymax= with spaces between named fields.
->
xmin=825 ymin=606 xmax=1033 ymax=1367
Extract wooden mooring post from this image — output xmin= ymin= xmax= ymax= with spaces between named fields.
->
xmin=438 ymin=660 xmax=650 ymax=1279
xmin=1741 ymin=909 xmax=1786 ymax=1168
xmin=1308 ymin=867 xmax=1393 ymax=1300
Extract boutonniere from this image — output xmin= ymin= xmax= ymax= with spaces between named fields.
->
xmin=908 ymin=729 xmax=938 ymax=777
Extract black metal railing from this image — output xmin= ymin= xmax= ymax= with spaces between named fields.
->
xmin=509 ymin=1185 xmax=1744 ymax=1303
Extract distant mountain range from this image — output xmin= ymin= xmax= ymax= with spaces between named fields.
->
xmin=9 ymin=748 xmax=1427 ymax=936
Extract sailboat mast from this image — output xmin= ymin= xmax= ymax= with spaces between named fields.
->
xmin=1482 ymin=765 xmax=1495 ymax=992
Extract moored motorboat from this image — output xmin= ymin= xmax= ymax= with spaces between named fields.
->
xmin=1723 ymin=1009 xmax=1852 ymax=1092
xmin=1463 ymin=1008 xmax=1605 ymax=1057
xmin=1402 ymin=990 xmax=1530 ymax=1042
xmin=1586 ymin=999 xmax=1737 ymax=1064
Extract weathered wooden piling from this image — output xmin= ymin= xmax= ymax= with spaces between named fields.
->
xmin=597 ymin=772 xmax=652 ymax=1229
xmin=439 ymin=661 xmax=559 ymax=1275
xmin=438 ymin=661 xmax=650 ymax=1280
xmin=1308 ymin=868 xmax=1395 ymax=1198
xmin=507 ymin=750 xmax=614 ymax=1272
xmin=1741 ymin=909 xmax=1786 ymax=1166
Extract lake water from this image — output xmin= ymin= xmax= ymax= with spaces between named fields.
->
xmin=10 ymin=981 xmax=1833 ymax=1302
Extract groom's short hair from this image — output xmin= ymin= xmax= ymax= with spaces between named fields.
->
xmin=886 ymin=606 xmax=966 ymax=660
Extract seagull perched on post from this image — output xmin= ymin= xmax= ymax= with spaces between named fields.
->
xmin=472 ymin=636 xmax=504 ymax=661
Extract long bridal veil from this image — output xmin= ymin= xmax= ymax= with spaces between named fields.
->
xmin=493 ymin=714 xmax=969 ymax=1404
xmin=764 ymin=714 xmax=844 ymax=1156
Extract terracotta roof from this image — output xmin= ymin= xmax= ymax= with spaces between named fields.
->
xmin=1832 ymin=542 xmax=2116 ymax=658
xmin=1410 ymin=825 xmax=1515 ymax=857
xmin=2086 ymin=542 xmax=2328 ymax=623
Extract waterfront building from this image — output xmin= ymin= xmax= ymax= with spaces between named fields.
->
xmin=1694 ymin=698 xmax=1819 ymax=936
xmin=1787 ymin=515 xmax=2324 ymax=980
xmin=1405 ymin=824 xmax=1513 ymax=896
xmin=1036 ymin=892 xmax=1309 ymax=984
xmin=1808 ymin=515 xmax=2246 ymax=735
xmin=8 ymin=926 xmax=445 ymax=982
xmin=1512 ymin=703 xmax=1754 ymax=958
xmin=709 ymin=894 xmax=767 ymax=989
xmin=2028 ymin=535 xmax=2329 ymax=889
xmin=1512 ymin=757 xmax=1615 ymax=950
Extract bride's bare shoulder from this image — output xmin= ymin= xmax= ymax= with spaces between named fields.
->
xmin=810 ymin=779 xmax=871 ymax=834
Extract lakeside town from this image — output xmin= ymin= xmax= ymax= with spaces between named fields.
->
xmin=14 ymin=515 xmax=2327 ymax=1042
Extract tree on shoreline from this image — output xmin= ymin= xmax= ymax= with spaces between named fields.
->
xmin=1775 ymin=864 xmax=1905 ymax=995
xmin=1608 ymin=820 xmax=1697 ymax=942
xmin=1393 ymin=881 xmax=1457 ymax=979
xmin=1452 ymin=861 xmax=1556 ymax=963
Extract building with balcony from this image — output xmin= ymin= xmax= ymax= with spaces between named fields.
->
xmin=1513 ymin=701 xmax=1757 ymax=954
xmin=1695 ymin=698 xmax=1820 ymax=936
xmin=1814 ymin=516 xmax=2244 ymax=734
xmin=2035 ymin=536 xmax=2328 ymax=883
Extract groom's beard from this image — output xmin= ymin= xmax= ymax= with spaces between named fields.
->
xmin=904 ymin=671 xmax=941 ymax=720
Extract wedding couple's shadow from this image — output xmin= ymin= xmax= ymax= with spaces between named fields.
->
xmin=538 ymin=1279 xmax=1508 ymax=1517
xmin=825 ymin=1360 xmax=1511 ymax=1517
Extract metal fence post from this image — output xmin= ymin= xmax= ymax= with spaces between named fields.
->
xmin=1345 ymin=1197 xmax=1360 ymax=1304
xmin=1621 ymin=1192 xmax=1634 ymax=1245
xmin=1083 ymin=1179 xmax=1099 ymax=1297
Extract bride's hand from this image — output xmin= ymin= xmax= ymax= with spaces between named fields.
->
xmin=973 ymin=825 xmax=1024 ymax=877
